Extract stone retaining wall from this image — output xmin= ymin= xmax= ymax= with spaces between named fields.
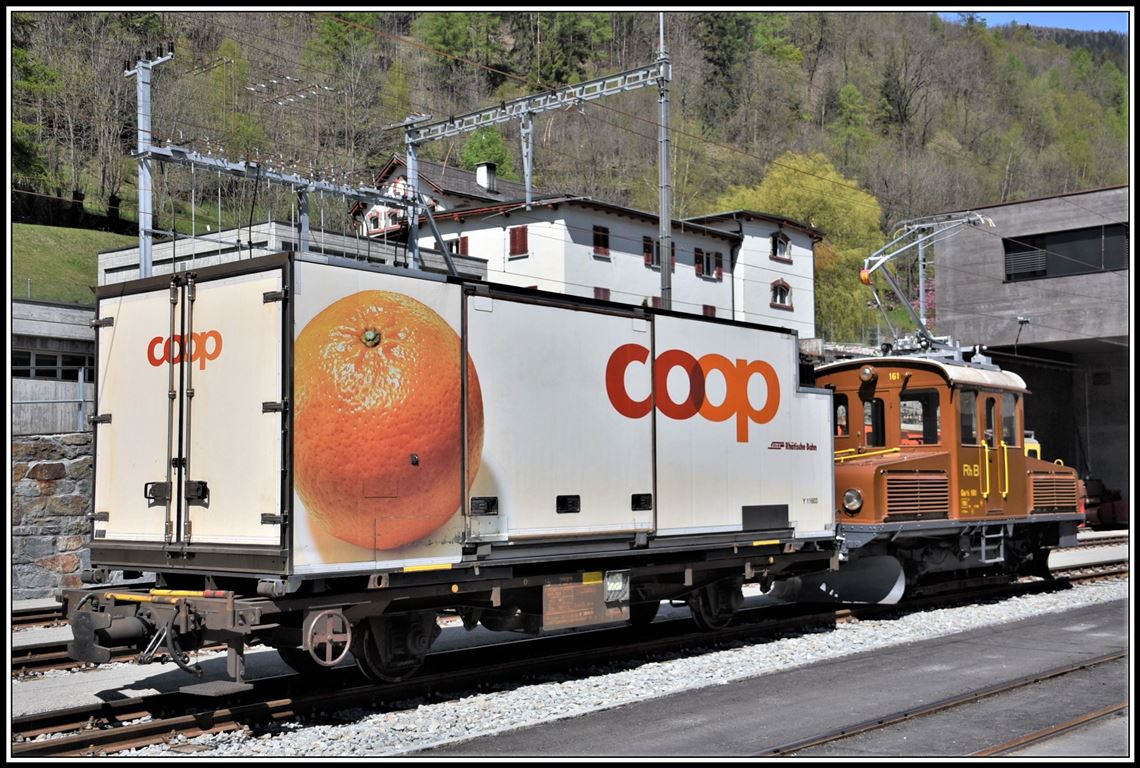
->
xmin=11 ymin=432 xmax=93 ymax=599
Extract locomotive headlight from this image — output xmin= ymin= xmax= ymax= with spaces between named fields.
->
xmin=842 ymin=488 xmax=864 ymax=514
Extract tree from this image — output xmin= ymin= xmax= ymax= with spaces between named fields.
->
xmin=460 ymin=127 xmax=517 ymax=179
xmin=714 ymin=152 xmax=883 ymax=341
xmin=11 ymin=12 xmax=57 ymax=185
xmin=693 ymin=12 xmax=757 ymax=127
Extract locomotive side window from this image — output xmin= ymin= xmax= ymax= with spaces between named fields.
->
xmin=1001 ymin=393 xmax=1020 ymax=446
xmin=899 ymin=389 xmax=940 ymax=445
xmin=863 ymin=398 xmax=885 ymax=447
xmin=834 ymin=394 xmax=849 ymax=436
xmin=959 ymin=389 xmax=978 ymax=445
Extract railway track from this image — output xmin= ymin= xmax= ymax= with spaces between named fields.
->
xmin=12 ymin=568 xmax=1124 ymax=757
xmin=757 ymin=650 xmax=1129 ymax=756
xmin=12 ymin=541 xmax=1128 ymax=679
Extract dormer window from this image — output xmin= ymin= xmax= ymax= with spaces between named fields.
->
xmin=771 ymin=232 xmax=791 ymax=263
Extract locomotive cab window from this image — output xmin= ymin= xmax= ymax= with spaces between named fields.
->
xmin=1001 ymin=393 xmax=1020 ymax=446
xmin=959 ymin=389 xmax=978 ymax=445
xmin=863 ymin=398 xmax=885 ymax=447
xmin=984 ymin=398 xmax=997 ymax=446
xmin=834 ymin=394 xmax=849 ymax=436
xmin=899 ymin=389 xmax=940 ymax=445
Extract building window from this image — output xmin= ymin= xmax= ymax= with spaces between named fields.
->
xmin=702 ymin=304 xmax=716 ymax=317
xmin=695 ymin=248 xmax=723 ymax=278
xmin=771 ymin=232 xmax=791 ymax=263
xmin=509 ymin=225 xmax=529 ymax=257
xmin=447 ymin=236 xmax=469 ymax=256
xmin=12 ymin=349 xmax=94 ymax=382
xmin=1003 ymin=223 xmax=1128 ymax=282
xmin=594 ymin=287 xmax=611 ymax=301
xmin=593 ymin=226 xmax=610 ymax=257
xmin=643 ymin=236 xmax=658 ymax=267
xmin=770 ymin=279 xmax=793 ymax=310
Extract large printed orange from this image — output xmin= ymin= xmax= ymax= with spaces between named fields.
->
xmin=294 ymin=290 xmax=483 ymax=550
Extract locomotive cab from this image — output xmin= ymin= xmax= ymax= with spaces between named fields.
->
xmin=815 ymin=357 xmax=1083 ymax=596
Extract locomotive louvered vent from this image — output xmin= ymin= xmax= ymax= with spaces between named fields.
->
xmin=885 ymin=473 xmax=950 ymax=520
xmin=1031 ymin=474 xmax=1079 ymax=511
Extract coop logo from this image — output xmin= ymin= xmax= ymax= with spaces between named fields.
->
xmin=768 ymin=440 xmax=818 ymax=451
xmin=605 ymin=343 xmax=780 ymax=443
xmin=147 ymin=331 xmax=224 ymax=370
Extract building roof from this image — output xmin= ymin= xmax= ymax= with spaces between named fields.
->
xmin=936 ymin=184 xmax=1128 ymax=215
xmin=350 ymin=155 xmax=547 ymax=216
xmin=430 ymin=196 xmax=741 ymax=243
xmin=685 ymin=210 xmax=825 ymax=241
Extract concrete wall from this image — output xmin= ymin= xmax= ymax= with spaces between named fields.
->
xmin=935 ymin=187 xmax=1129 ymax=347
xmin=11 ymin=433 xmax=94 ymax=599
xmin=12 ymin=378 xmax=95 ymax=435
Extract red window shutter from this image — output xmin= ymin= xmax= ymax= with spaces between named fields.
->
xmin=459 ymin=236 xmax=469 ymax=256
xmin=695 ymin=248 xmax=704 ymax=276
xmin=651 ymin=296 xmax=662 ymax=309
xmin=510 ymin=226 xmax=528 ymax=256
xmin=715 ymin=251 xmax=723 ymax=280
xmin=703 ymin=304 xmax=716 ymax=317
xmin=643 ymin=236 xmax=653 ymax=265
xmin=594 ymin=286 xmax=610 ymax=301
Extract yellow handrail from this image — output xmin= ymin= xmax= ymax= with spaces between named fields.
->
xmin=835 ymin=447 xmax=901 ymax=463
xmin=980 ymin=440 xmax=990 ymax=499
xmin=999 ymin=440 xmax=1010 ymax=499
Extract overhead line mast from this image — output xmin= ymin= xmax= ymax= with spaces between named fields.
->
xmin=399 ymin=40 xmax=672 ymax=304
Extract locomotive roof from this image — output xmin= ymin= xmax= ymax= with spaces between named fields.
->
xmin=815 ymin=356 xmax=1028 ymax=393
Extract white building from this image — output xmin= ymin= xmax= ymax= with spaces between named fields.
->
xmin=413 ymin=197 xmax=820 ymax=337
xmin=356 ymin=156 xmax=822 ymax=337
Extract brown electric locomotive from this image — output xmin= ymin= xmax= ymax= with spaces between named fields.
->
xmin=812 ymin=355 xmax=1084 ymax=597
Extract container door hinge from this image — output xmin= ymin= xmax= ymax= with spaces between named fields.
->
xmin=185 ymin=480 xmax=210 ymax=506
xmin=90 ymin=317 xmax=114 ymax=328
xmin=88 ymin=414 xmax=112 ymax=425
xmin=262 ymin=401 xmax=288 ymax=413
xmin=263 ymin=289 xmax=288 ymax=303
xmin=261 ymin=513 xmax=284 ymax=525
xmin=88 ymin=510 xmax=110 ymax=522
xmin=144 ymin=481 xmax=171 ymax=506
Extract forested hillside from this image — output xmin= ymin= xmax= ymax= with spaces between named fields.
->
xmin=11 ymin=11 xmax=1129 ymax=338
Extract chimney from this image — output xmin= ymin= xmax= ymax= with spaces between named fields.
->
xmin=476 ymin=162 xmax=497 ymax=193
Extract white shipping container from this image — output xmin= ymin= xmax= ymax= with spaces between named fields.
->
xmin=91 ymin=255 xmax=834 ymax=580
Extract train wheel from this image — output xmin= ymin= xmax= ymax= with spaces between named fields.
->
xmin=351 ymin=613 xmax=440 ymax=684
xmin=627 ymin=600 xmax=661 ymax=628
xmin=687 ymin=580 xmax=743 ymax=631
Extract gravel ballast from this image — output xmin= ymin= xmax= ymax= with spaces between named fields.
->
xmin=122 ymin=581 xmax=1127 ymax=757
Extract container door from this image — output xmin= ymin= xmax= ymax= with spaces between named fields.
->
xmin=92 ymin=284 xmax=184 ymax=543
xmin=182 ymin=271 xmax=285 ymax=546
xmin=465 ymin=295 xmax=655 ymax=541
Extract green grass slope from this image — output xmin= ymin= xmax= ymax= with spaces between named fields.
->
xmin=11 ymin=224 xmax=137 ymax=305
